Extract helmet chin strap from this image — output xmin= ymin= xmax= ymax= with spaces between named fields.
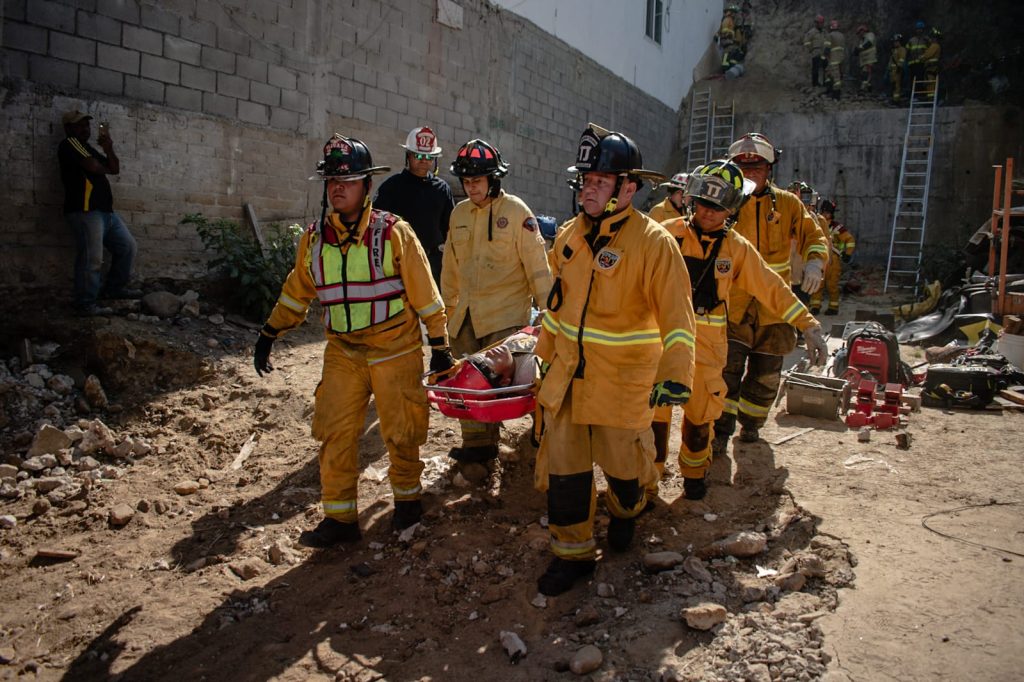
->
xmin=601 ymin=175 xmax=626 ymax=217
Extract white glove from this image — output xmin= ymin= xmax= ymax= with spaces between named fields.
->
xmin=801 ymin=259 xmax=824 ymax=294
xmin=803 ymin=325 xmax=828 ymax=367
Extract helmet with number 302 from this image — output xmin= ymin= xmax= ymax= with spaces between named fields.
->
xmin=685 ymin=160 xmax=756 ymax=212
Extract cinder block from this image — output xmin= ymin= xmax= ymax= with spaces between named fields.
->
xmin=377 ymin=108 xmax=397 ymax=130
xmin=180 ymin=17 xmax=216 ymax=47
xmin=364 ymin=87 xmax=386 ymax=108
xmin=270 ymin=107 xmax=299 ymax=130
xmin=332 ymin=96 xmax=354 ymax=119
xmin=280 ymin=89 xmax=307 ymax=113
xmin=4 ymin=22 xmax=47 ymax=55
xmin=262 ymin=23 xmax=294 ymax=49
xmin=125 ymin=75 xmax=166 ymax=103
xmin=164 ymin=35 xmax=201 ymax=65
xmin=29 ymin=53 xmax=78 ymax=88
xmin=27 ymin=0 xmax=75 ymax=33
xmin=97 ymin=0 xmax=139 ymax=24
xmin=6 ymin=0 xmax=27 ymax=22
xmin=97 ymin=44 xmax=139 ymax=75
xmin=238 ymin=100 xmax=268 ymax=126
xmin=180 ymin=64 xmax=215 ymax=92
xmin=141 ymin=5 xmax=180 ymax=34
xmin=267 ymin=64 xmax=296 ymax=90
xmin=2 ymin=51 xmax=29 ymax=79
xmin=141 ymin=54 xmax=179 ymax=84
xmin=80 ymin=64 xmax=123 ymax=95
xmin=76 ymin=11 xmax=121 ymax=44
xmin=353 ymin=64 xmax=375 ymax=87
xmin=217 ymin=72 xmax=248 ymax=99
xmin=236 ymin=55 xmax=267 ymax=82
xmin=202 ymin=92 xmax=236 ymax=118
xmin=250 ymin=81 xmax=280 ymax=106
xmin=353 ymin=100 xmax=374 ymax=124
xmin=165 ymin=84 xmax=202 ymax=111
xmin=386 ymin=92 xmax=408 ymax=114
xmin=123 ymin=25 xmax=163 ymax=56
xmin=217 ymin=27 xmax=249 ymax=54
xmin=201 ymin=46 xmax=235 ymax=73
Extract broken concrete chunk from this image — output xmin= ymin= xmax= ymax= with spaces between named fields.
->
xmin=28 ymin=424 xmax=73 ymax=458
xmin=642 ymin=551 xmax=685 ymax=573
xmin=713 ymin=531 xmax=768 ymax=558
xmin=681 ymin=602 xmax=727 ymax=630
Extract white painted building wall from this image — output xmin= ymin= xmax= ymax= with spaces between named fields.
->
xmin=492 ymin=0 xmax=721 ymax=109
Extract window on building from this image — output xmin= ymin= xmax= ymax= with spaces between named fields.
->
xmin=645 ymin=0 xmax=663 ymax=44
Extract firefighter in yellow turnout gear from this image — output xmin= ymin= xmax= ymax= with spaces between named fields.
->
xmin=648 ymin=172 xmax=688 ymax=224
xmin=810 ymin=198 xmax=856 ymax=315
xmin=534 ymin=124 xmax=696 ymax=596
xmin=441 ymin=139 xmax=553 ymax=463
xmin=713 ymin=133 xmax=830 ymax=451
xmin=255 ymin=135 xmax=452 ymax=548
xmin=651 ymin=162 xmax=827 ymax=500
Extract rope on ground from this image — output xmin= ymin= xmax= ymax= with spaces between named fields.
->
xmin=920 ymin=501 xmax=1024 ymax=558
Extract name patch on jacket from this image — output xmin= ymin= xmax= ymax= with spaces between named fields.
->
xmin=595 ymin=247 xmax=622 ymax=272
xmin=715 ymin=258 xmax=732 ymax=276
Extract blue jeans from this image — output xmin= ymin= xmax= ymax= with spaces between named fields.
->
xmin=66 ymin=211 xmax=137 ymax=307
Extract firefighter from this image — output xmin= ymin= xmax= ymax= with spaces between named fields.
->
xmin=373 ymin=126 xmax=455 ymax=288
xmin=441 ymin=139 xmax=553 ymax=463
xmin=254 ymin=134 xmax=452 ymax=547
xmin=712 ymin=133 xmax=829 ymax=452
xmin=533 ymin=123 xmax=696 ymax=596
xmin=824 ymin=19 xmax=846 ymax=100
xmin=810 ymin=198 xmax=856 ymax=315
xmin=786 ymin=181 xmax=827 ymax=306
xmin=853 ymin=25 xmax=877 ymax=92
xmin=717 ymin=5 xmax=738 ymax=52
xmin=652 ymin=162 xmax=828 ymax=500
xmin=907 ymin=21 xmax=928 ymax=89
xmin=921 ymin=28 xmax=942 ymax=98
xmin=888 ymin=33 xmax=908 ymax=103
xmin=803 ymin=14 xmax=828 ymax=87
xmin=649 ymin=172 xmax=688 ymax=224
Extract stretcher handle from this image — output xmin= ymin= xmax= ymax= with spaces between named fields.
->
xmin=424 ymin=382 xmax=535 ymax=397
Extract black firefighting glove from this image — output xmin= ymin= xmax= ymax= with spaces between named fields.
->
xmin=649 ymin=380 xmax=692 ymax=408
xmin=427 ymin=337 xmax=454 ymax=374
xmin=254 ymin=324 xmax=277 ymax=376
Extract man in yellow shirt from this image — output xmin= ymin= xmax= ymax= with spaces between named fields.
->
xmin=254 ymin=134 xmax=451 ymax=547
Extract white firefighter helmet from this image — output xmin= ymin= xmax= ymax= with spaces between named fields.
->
xmin=727 ymin=132 xmax=778 ymax=165
xmin=401 ymin=126 xmax=442 ymax=156
xmin=660 ymin=172 xmax=689 ymax=192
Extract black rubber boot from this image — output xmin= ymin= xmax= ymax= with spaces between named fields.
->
xmin=607 ymin=516 xmax=636 ymax=552
xmin=810 ymin=306 xmax=821 ymax=315
xmin=711 ymin=436 xmax=728 ymax=459
xmin=298 ymin=518 xmax=361 ymax=548
xmin=825 ymin=308 xmax=838 ymax=316
xmin=392 ymin=500 xmax=423 ymax=530
xmin=448 ymin=444 xmax=498 ymax=463
xmin=537 ymin=557 xmax=596 ymax=596
xmin=683 ymin=476 xmax=708 ymax=501
xmin=739 ymin=426 xmax=760 ymax=443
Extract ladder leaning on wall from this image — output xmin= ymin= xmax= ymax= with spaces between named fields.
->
xmin=884 ymin=76 xmax=940 ymax=292
xmin=685 ymin=89 xmax=712 ymax=172
xmin=709 ymin=99 xmax=735 ymax=161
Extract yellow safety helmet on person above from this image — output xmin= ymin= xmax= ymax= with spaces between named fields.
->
xmin=685 ymin=159 xmax=756 ymax=212
xmin=727 ymin=132 xmax=779 ymax=166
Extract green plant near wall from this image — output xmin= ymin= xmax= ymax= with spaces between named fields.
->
xmin=183 ymin=213 xmax=302 ymax=321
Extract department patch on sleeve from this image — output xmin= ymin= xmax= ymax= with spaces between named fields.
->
xmin=715 ymin=258 xmax=732 ymax=276
xmin=497 ymin=217 xmax=509 ymax=229
xmin=523 ymin=217 xmax=538 ymax=232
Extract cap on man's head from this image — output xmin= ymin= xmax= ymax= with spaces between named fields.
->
xmin=62 ymin=110 xmax=92 ymax=125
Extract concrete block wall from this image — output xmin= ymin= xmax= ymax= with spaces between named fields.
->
xmin=739 ymin=105 xmax=1023 ymax=265
xmin=0 ymin=0 xmax=679 ymax=290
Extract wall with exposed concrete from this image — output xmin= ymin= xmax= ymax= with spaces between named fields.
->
xmin=0 ymin=0 xmax=681 ymax=290
xmin=737 ymin=105 xmax=1024 ymax=265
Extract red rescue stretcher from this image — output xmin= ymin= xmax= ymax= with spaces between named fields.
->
xmin=424 ymin=327 xmax=539 ymax=422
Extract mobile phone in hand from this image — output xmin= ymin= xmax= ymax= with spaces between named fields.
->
xmin=98 ymin=121 xmax=109 ymax=135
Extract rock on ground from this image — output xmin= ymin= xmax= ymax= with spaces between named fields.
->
xmin=570 ymin=645 xmax=603 ymax=674
xmin=681 ymin=602 xmax=728 ymax=630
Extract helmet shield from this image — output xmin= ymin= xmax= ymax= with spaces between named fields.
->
xmin=315 ymin=134 xmax=390 ymax=180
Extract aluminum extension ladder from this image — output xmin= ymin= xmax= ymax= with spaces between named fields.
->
xmin=709 ymin=99 xmax=735 ymax=160
xmin=685 ymin=89 xmax=712 ymax=172
xmin=884 ymin=76 xmax=940 ymax=292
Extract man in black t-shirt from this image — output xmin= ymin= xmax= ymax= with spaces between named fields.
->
xmin=373 ymin=126 xmax=455 ymax=286
xmin=57 ymin=109 xmax=139 ymax=315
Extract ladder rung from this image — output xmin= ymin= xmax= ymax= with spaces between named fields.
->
xmin=893 ymin=240 xmax=922 ymax=245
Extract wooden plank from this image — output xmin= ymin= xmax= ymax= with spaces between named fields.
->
xmin=998 ymin=388 xmax=1024 ymax=407
xmin=243 ymin=203 xmax=266 ymax=256
xmin=771 ymin=427 xmax=815 ymax=446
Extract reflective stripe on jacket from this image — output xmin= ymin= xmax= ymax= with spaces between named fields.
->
xmin=266 ymin=206 xmax=448 ymax=363
xmin=662 ymin=218 xmax=817 ymax=370
xmin=535 ymin=206 xmax=696 ymax=430
xmin=729 ymin=186 xmax=829 ymax=326
xmin=310 ymin=212 xmax=405 ymax=334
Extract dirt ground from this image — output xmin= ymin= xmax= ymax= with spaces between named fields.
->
xmin=1 ymin=282 xmax=1023 ymax=682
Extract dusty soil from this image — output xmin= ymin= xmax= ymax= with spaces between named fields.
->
xmin=1 ymin=282 xmax=1022 ymax=682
